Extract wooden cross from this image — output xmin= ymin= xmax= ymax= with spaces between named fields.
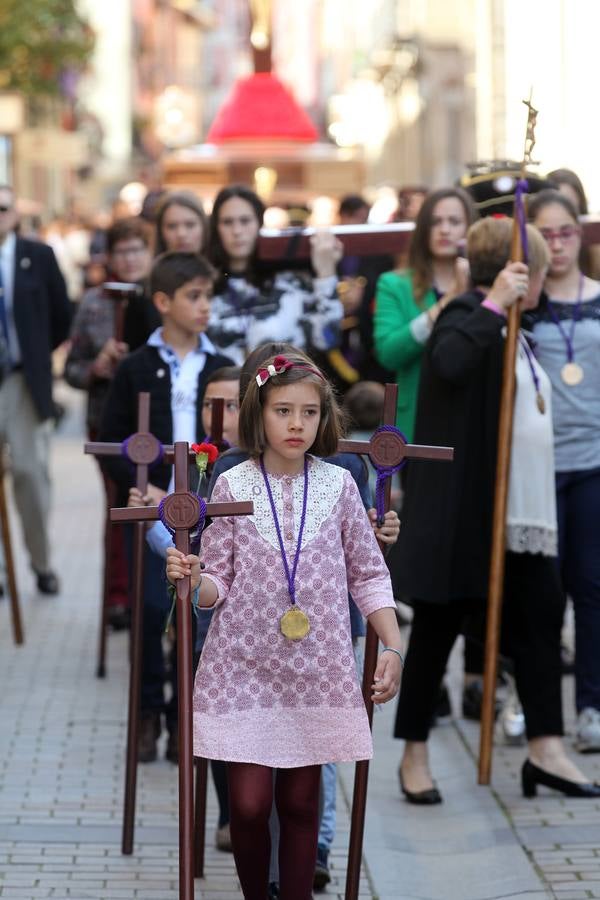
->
xmin=86 ymin=391 xmax=230 ymax=859
xmin=0 ymin=444 xmax=23 ymax=645
xmin=336 ymin=383 xmax=453 ymax=900
xmin=110 ymin=441 xmax=253 ymax=900
xmin=85 ymin=391 xmax=165 ymax=855
xmin=102 ymin=281 xmax=140 ymax=342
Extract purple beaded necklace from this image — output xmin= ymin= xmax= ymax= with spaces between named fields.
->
xmin=259 ymin=455 xmax=309 ymax=610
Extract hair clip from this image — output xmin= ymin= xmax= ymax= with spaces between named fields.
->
xmin=255 ymin=354 xmax=325 ymax=388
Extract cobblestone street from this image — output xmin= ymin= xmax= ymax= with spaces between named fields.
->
xmin=1 ymin=387 xmax=599 ymax=900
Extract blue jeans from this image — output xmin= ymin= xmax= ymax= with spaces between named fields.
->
xmin=556 ymin=466 xmax=600 ymax=713
xmin=317 ymin=762 xmax=337 ymax=850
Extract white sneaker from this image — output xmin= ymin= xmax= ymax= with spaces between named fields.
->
xmin=499 ymin=677 xmax=525 ymax=746
xmin=576 ymin=707 xmax=600 ymax=753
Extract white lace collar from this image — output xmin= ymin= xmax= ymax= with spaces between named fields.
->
xmin=222 ymin=456 xmax=344 ymax=553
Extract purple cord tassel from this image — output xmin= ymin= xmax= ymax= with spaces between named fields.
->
xmin=371 ymin=425 xmax=408 ymax=525
xmin=158 ymin=494 xmax=207 ymax=547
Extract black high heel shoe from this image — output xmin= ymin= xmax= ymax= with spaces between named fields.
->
xmin=399 ymin=769 xmax=443 ymax=805
xmin=521 ymin=759 xmax=600 ymax=798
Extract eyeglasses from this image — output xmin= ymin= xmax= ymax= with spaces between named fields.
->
xmin=539 ymin=225 xmax=580 ymax=244
xmin=0 ymin=205 xmax=13 ymax=213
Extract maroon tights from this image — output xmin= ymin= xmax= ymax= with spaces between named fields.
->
xmin=227 ymin=762 xmax=321 ymax=900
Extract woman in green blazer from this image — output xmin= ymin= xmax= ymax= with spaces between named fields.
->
xmin=374 ymin=187 xmax=476 ymax=440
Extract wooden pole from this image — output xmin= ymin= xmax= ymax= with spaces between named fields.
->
xmin=122 ymin=393 xmax=152 ymax=855
xmin=345 ymin=385 xmax=398 ymax=900
xmin=109 ymin=452 xmax=253 ymax=900
xmin=95 ymin=281 xmax=138 ymax=678
xmin=170 ymin=442 xmax=196 ymax=900
xmin=478 ymin=235 xmax=522 ymax=785
xmin=0 ymin=445 xmax=23 ymax=645
xmin=478 ymin=94 xmax=537 ymax=785
xmin=96 ymin=477 xmax=115 ymax=678
xmin=336 ymin=386 xmax=453 ymax=898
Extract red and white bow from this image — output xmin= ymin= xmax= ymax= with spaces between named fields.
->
xmin=255 ymin=355 xmax=293 ymax=387
xmin=255 ymin=354 xmax=324 ymax=387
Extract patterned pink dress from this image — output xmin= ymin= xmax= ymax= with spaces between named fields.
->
xmin=193 ymin=455 xmax=395 ymax=767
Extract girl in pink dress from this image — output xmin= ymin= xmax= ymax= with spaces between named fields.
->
xmin=166 ymin=353 xmax=403 ymax=900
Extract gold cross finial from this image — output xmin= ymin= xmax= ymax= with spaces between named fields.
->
xmin=522 ymin=90 xmax=539 ymax=168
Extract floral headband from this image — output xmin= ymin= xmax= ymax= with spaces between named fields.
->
xmin=255 ymin=354 xmax=325 ymax=388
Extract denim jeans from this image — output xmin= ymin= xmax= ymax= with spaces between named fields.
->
xmin=556 ymin=466 xmax=600 ymax=712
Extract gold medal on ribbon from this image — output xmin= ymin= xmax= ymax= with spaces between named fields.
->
xmin=561 ymin=362 xmax=584 ymax=386
xmin=280 ymin=607 xmax=310 ymax=641
xmin=536 ymin=392 xmax=546 ymax=414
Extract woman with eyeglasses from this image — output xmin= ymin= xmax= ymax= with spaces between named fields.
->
xmin=528 ymin=188 xmax=600 ymax=754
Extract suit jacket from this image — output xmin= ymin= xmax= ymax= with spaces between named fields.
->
xmin=393 ymin=290 xmax=506 ymax=604
xmin=12 ymin=236 xmax=71 ymax=420
xmin=99 ymin=343 xmax=234 ymax=503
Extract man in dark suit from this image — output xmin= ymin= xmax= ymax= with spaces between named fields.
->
xmin=0 ymin=184 xmax=71 ymax=593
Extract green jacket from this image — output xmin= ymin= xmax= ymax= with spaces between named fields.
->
xmin=373 ymin=271 xmax=436 ymax=441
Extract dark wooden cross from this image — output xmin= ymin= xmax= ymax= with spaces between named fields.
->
xmin=85 ymin=391 xmax=165 ymax=855
xmin=336 ymin=383 xmax=453 ymax=900
xmin=85 ymin=390 xmax=227 ymax=857
xmin=110 ymin=441 xmax=253 ymax=900
xmin=102 ymin=281 xmax=140 ymax=342
xmin=0 ymin=444 xmax=23 ymax=645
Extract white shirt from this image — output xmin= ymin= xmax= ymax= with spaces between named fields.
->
xmin=145 ymin=327 xmax=217 ymax=553
xmin=506 ymin=340 xmax=557 ymax=556
xmin=0 ymin=232 xmax=20 ymax=363
xmin=146 ymin=327 xmax=216 ymax=444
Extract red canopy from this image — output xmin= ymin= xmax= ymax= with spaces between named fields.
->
xmin=206 ymin=72 xmax=318 ymax=143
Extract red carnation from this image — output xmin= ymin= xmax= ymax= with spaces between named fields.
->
xmin=191 ymin=442 xmax=219 ymax=477
xmin=192 ymin=442 xmax=219 ymax=463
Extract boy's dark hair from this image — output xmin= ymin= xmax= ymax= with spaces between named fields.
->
xmin=205 ymin=366 xmax=241 ymax=387
xmin=238 ymin=353 xmax=345 ymax=459
xmin=149 ymin=251 xmax=216 ymax=298
xmin=343 ymin=381 xmax=385 ymax=431
xmin=107 ymin=217 xmax=151 ymax=254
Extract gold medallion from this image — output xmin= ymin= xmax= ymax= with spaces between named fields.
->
xmin=536 ymin=392 xmax=546 ymax=414
xmin=561 ymin=362 xmax=584 ymax=386
xmin=280 ymin=607 xmax=310 ymax=641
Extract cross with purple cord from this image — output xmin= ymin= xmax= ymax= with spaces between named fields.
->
xmin=337 ymin=383 xmax=453 ymax=900
xmin=110 ymin=441 xmax=253 ymax=900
